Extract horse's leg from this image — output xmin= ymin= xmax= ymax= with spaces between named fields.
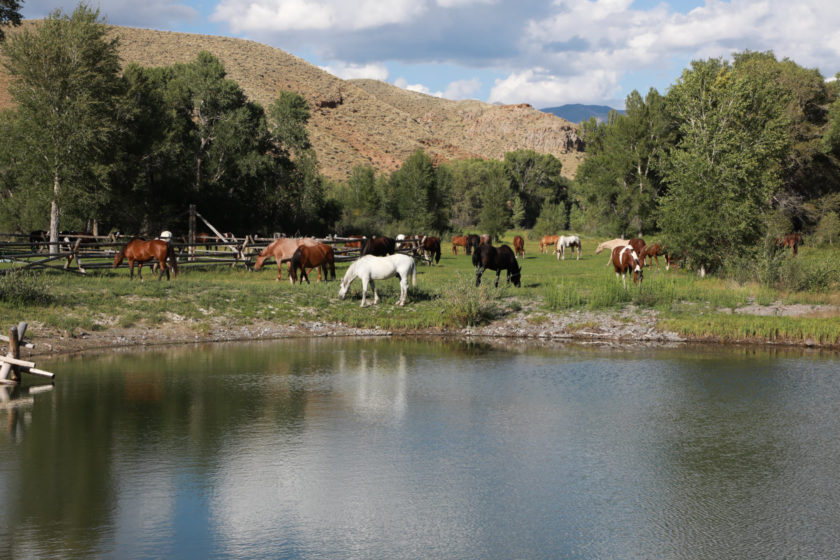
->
xmin=370 ymin=279 xmax=379 ymax=305
xmin=360 ymin=277 xmax=368 ymax=307
xmin=276 ymin=261 xmax=283 ymax=282
xmin=495 ymin=269 xmax=501 ymax=287
xmin=138 ymin=262 xmax=144 ymax=282
xmin=398 ymin=277 xmax=407 ymax=306
xmin=129 ymin=260 xmax=135 ymax=280
xmin=475 ymin=266 xmax=484 ymax=287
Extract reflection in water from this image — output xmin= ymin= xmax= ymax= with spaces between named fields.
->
xmin=1 ymin=340 xmax=840 ymax=559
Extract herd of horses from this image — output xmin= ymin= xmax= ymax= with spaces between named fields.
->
xmin=101 ymin=227 xmax=807 ymax=305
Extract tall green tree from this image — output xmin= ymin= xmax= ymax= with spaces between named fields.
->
xmin=384 ymin=150 xmax=449 ymax=233
xmin=659 ymin=55 xmax=790 ymax=272
xmin=1 ymin=4 xmax=122 ymax=250
xmin=572 ymin=89 xmax=671 ymax=236
xmin=0 ymin=0 xmax=22 ymax=42
xmin=503 ymin=150 xmax=565 ymax=228
xmin=477 ymin=162 xmax=512 ymax=240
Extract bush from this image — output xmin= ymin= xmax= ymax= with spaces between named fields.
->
xmin=544 ymin=281 xmax=583 ymax=310
xmin=443 ymin=274 xmax=503 ymax=326
xmin=0 ymin=271 xmax=52 ymax=307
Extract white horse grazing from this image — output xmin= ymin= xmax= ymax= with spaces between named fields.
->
xmin=555 ymin=235 xmax=581 ymax=260
xmin=338 ymin=254 xmax=417 ymax=307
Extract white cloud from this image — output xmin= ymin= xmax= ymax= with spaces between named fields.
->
xmin=212 ymin=0 xmax=428 ymax=32
xmin=489 ymin=68 xmax=621 ymax=107
xmin=320 ymin=62 xmax=389 ymax=81
xmin=444 ymin=78 xmax=482 ymax=100
xmin=394 ymin=77 xmax=443 ymax=97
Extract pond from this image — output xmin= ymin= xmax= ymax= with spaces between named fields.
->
xmin=2 ymin=338 xmax=840 ymax=559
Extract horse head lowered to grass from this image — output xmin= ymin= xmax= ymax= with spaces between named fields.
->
xmin=113 ymin=238 xmax=178 ymax=281
xmin=338 ymin=254 xmax=417 ymax=307
xmin=473 ymin=244 xmax=521 ymax=288
xmin=254 ymin=237 xmax=319 ymax=281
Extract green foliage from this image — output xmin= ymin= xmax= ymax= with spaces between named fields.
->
xmin=504 ymin=150 xmax=566 ymax=228
xmin=532 ymin=201 xmax=567 ymax=237
xmin=0 ymin=271 xmax=53 ymax=307
xmin=1 ymin=4 xmax=123 ymax=242
xmin=477 ymin=164 xmax=511 ymax=240
xmin=383 ymin=150 xmax=450 ymax=233
xmin=0 ymin=0 xmax=22 ymax=42
xmin=442 ymin=274 xmax=503 ymax=326
xmin=659 ymin=55 xmax=791 ymax=272
xmin=572 ymin=89 xmax=671 ymax=236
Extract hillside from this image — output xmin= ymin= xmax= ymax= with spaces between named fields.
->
xmin=0 ymin=23 xmax=585 ymax=180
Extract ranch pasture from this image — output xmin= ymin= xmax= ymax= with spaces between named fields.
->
xmin=1 ymin=232 xmax=840 ymax=347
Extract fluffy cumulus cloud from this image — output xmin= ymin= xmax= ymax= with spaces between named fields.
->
xmin=212 ymin=0 xmax=427 ymax=32
xmin=394 ymin=78 xmax=444 ymax=98
xmin=23 ymin=0 xmax=840 ymax=106
xmin=320 ymin=61 xmax=389 ymax=81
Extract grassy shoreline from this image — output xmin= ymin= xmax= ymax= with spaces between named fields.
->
xmin=4 ymin=234 xmax=840 ymax=353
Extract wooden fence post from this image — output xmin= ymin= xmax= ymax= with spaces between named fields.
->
xmin=189 ymin=204 xmax=196 ymax=262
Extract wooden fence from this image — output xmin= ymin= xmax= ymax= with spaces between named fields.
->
xmin=0 ymin=233 xmax=424 ymax=275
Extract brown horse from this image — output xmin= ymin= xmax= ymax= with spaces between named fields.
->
xmin=628 ymin=237 xmax=646 ymax=256
xmin=345 ymin=234 xmax=365 ymax=249
xmin=254 ymin=237 xmax=319 ymax=281
xmin=513 ymin=235 xmax=525 ymax=258
xmin=452 ymin=235 xmax=469 ymax=255
xmin=361 ymin=236 xmax=396 ymax=257
xmin=466 ymin=234 xmax=481 ymax=255
xmin=642 ymin=243 xmax=670 ymax=270
xmin=611 ymin=245 xmax=643 ymax=289
xmin=419 ymin=236 xmax=441 ymax=265
xmin=539 ymin=235 xmax=559 ymax=253
xmin=113 ymin=238 xmax=178 ymax=281
xmin=776 ymin=233 xmax=803 ymax=256
xmin=289 ymin=243 xmax=336 ymax=284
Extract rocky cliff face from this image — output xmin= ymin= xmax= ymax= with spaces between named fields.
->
xmin=0 ymin=23 xmax=585 ymax=180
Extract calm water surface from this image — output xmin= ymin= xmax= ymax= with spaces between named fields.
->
xmin=2 ymin=338 xmax=840 ymax=559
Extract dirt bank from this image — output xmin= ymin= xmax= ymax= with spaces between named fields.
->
xmin=13 ymin=301 xmax=840 ymax=359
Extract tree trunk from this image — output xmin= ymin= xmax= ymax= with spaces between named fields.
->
xmin=49 ymin=172 xmax=61 ymax=256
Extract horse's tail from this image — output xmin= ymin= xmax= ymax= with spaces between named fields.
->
xmin=410 ymin=258 xmax=417 ymax=287
xmin=434 ymin=242 xmax=441 ymax=264
xmin=328 ymin=247 xmax=336 ymax=280
xmin=168 ymin=244 xmax=179 ymax=277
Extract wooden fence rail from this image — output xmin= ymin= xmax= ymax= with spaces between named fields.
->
xmin=0 ymin=235 xmax=425 ymax=275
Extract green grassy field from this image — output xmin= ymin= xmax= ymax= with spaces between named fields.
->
xmin=2 ymin=233 xmax=840 ymax=346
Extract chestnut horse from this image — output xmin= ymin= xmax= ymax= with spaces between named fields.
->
xmin=642 ymin=243 xmax=670 ymax=270
xmin=289 ymin=243 xmax=336 ymax=284
xmin=776 ymin=233 xmax=803 ymax=256
xmin=513 ymin=235 xmax=525 ymax=258
xmin=611 ymin=245 xmax=643 ymax=289
xmin=113 ymin=238 xmax=178 ymax=281
xmin=344 ymin=235 xmax=365 ymax=249
xmin=539 ymin=235 xmax=559 ymax=254
xmin=452 ymin=235 xmax=469 ymax=255
xmin=254 ymin=237 xmax=319 ymax=281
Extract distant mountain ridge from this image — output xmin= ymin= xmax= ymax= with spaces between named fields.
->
xmin=541 ymin=104 xmax=625 ymax=124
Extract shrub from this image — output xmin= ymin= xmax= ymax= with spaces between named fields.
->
xmin=0 ymin=271 xmax=52 ymax=307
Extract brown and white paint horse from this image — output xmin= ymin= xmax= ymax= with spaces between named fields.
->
xmin=611 ymin=245 xmax=644 ymax=289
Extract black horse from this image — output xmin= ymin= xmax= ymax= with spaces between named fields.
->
xmin=466 ymin=234 xmax=481 ymax=255
xmin=473 ymin=244 xmax=521 ymax=287
xmin=361 ymin=236 xmax=396 ymax=257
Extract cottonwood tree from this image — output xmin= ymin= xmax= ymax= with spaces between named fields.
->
xmin=659 ymin=56 xmax=790 ymax=273
xmin=1 ymin=4 xmax=122 ymax=251
xmin=504 ymin=150 xmax=565 ymax=228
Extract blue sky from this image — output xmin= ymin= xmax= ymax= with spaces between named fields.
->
xmin=18 ymin=0 xmax=840 ymax=109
